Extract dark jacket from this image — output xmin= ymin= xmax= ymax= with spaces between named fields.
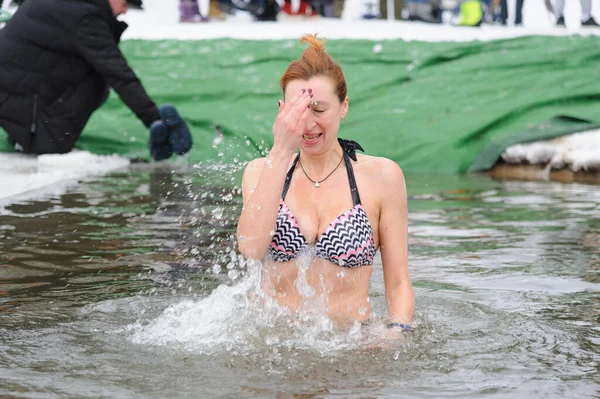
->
xmin=0 ymin=0 xmax=160 ymax=152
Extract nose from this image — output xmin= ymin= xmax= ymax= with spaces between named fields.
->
xmin=303 ymin=110 xmax=318 ymax=132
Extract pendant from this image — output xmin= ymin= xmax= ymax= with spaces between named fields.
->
xmin=314 ymin=182 xmax=321 ymax=188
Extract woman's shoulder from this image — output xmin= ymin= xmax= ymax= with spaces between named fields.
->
xmin=356 ymin=155 xmax=406 ymax=203
xmin=356 ymin=154 xmax=405 ymax=182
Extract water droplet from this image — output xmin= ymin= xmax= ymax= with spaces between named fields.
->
xmin=212 ymin=264 xmax=222 ymax=274
xmin=337 ymin=271 xmax=345 ymax=279
xmin=228 ymin=269 xmax=239 ymax=280
xmin=212 ymin=207 xmax=223 ymax=219
xmin=358 ymin=307 xmax=367 ymax=316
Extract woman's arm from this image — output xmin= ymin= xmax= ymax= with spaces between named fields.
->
xmin=377 ymin=158 xmax=415 ymax=324
xmin=237 ymin=151 xmax=295 ymax=259
xmin=236 ymin=89 xmax=313 ymax=259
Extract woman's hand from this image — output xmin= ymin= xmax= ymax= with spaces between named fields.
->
xmin=272 ymin=89 xmax=313 ymax=156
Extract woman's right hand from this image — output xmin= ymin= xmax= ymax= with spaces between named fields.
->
xmin=272 ymin=89 xmax=313 ymax=155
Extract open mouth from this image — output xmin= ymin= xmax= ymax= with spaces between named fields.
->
xmin=302 ymin=133 xmax=323 ymax=141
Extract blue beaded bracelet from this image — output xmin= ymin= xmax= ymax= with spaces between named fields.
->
xmin=387 ymin=322 xmax=414 ymax=332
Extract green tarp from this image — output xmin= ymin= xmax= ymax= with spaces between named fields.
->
xmin=2 ymin=35 xmax=599 ymax=173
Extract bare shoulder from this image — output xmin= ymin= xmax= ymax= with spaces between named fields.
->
xmin=356 ymin=154 xmax=405 ymax=186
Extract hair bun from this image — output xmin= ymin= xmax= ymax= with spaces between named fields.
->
xmin=300 ymin=34 xmax=326 ymax=52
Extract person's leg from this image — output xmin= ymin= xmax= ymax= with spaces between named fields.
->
xmin=322 ymin=0 xmax=335 ymax=17
xmin=554 ymin=0 xmax=564 ymax=18
xmin=180 ymin=0 xmax=204 ymax=21
xmin=515 ymin=0 xmax=523 ymax=24
xmin=580 ymin=0 xmax=591 ymax=19
xmin=32 ymin=72 xmax=108 ymax=154
xmin=579 ymin=0 xmax=598 ymax=23
xmin=499 ymin=0 xmax=508 ymax=24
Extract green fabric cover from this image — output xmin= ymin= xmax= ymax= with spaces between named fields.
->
xmin=2 ymin=35 xmax=599 ymax=174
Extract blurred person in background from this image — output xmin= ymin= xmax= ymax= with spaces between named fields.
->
xmin=406 ymin=0 xmax=442 ymax=22
xmin=499 ymin=0 xmax=524 ymax=25
xmin=0 ymin=0 xmax=192 ymax=161
xmin=437 ymin=0 xmax=481 ymax=25
xmin=554 ymin=0 xmax=598 ymax=26
xmin=280 ymin=0 xmax=319 ymax=17
xmin=219 ymin=0 xmax=279 ymax=20
xmin=311 ymin=0 xmax=336 ymax=17
xmin=180 ymin=0 xmax=208 ymax=22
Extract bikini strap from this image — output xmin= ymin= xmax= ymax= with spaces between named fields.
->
xmin=343 ymin=151 xmax=361 ymax=206
xmin=282 ymin=139 xmax=364 ymax=203
xmin=281 ymin=153 xmax=300 ymax=200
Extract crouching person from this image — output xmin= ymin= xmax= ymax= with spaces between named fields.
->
xmin=0 ymin=0 xmax=192 ymax=161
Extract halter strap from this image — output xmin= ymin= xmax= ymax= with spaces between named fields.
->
xmin=343 ymin=151 xmax=361 ymax=206
xmin=281 ymin=153 xmax=300 ymax=200
xmin=281 ymin=144 xmax=362 ymax=206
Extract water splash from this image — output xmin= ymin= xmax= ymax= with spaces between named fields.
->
xmin=127 ymin=255 xmax=393 ymax=355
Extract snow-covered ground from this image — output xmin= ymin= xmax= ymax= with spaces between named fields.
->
xmin=0 ymin=152 xmax=130 ymax=208
xmin=0 ymin=0 xmax=599 ymax=205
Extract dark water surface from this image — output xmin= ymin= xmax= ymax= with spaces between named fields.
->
xmin=0 ymin=164 xmax=598 ymax=398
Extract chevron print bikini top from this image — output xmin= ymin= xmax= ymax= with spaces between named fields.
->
xmin=267 ymin=147 xmax=376 ymax=268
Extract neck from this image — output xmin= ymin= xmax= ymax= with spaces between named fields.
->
xmin=299 ymin=141 xmax=344 ymax=176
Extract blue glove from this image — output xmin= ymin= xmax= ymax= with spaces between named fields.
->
xmin=149 ymin=120 xmax=172 ymax=161
xmin=159 ymin=104 xmax=193 ymax=156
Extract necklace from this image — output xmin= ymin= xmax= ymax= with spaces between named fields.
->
xmin=298 ymin=154 xmax=344 ymax=188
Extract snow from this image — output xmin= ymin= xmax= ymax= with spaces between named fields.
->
xmin=0 ymin=0 xmax=599 ymax=205
xmin=0 ymin=152 xmax=129 ymax=207
xmin=501 ymin=129 xmax=600 ymax=172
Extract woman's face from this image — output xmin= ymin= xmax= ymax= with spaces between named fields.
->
xmin=284 ymin=76 xmax=348 ymax=154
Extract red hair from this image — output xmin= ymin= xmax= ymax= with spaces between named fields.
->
xmin=279 ymin=34 xmax=347 ymax=103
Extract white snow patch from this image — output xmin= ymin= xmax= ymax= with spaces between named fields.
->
xmin=0 ymin=151 xmax=130 ymax=205
xmin=502 ymin=129 xmax=600 ymax=172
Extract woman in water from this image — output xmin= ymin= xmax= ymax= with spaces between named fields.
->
xmin=237 ymin=34 xmax=414 ymax=334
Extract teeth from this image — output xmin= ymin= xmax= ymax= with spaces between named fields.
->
xmin=303 ymin=134 xmax=320 ymax=140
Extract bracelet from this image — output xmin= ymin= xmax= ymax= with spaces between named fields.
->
xmin=387 ymin=322 xmax=414 ymax=332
